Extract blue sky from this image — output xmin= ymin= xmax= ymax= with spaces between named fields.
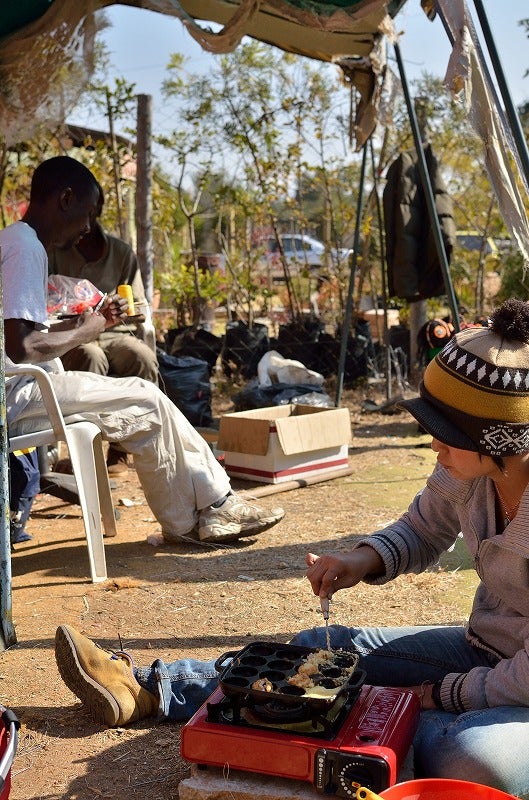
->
xmin=74 ymin=1 xmax=528 ymax=145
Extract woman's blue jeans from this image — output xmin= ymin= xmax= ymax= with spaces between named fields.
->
xmin=134 ymin=625 xmax=529 ymax=798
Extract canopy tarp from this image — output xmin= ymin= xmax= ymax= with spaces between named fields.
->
xmin=0 ymin=0 xmax=408 ymax=148
xmin=0 ymin=0 xmax=406 ymax=57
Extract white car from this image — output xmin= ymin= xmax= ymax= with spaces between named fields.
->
xmin=264 ymin=234 xmax=352 ymax=279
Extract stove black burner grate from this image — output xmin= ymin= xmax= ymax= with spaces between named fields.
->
xmin=251 ymin=699 xmax=314 ymax=722
xmin=206 ymin=688 xmax=357 ymax=738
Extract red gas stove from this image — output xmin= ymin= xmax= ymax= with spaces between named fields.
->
xmin=180 ymin=642 xmax=420 ymax=797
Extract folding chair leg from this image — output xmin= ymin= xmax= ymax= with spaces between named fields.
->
xmin=92 ymin=433 xmax=118 ymax=538
xmin=66 ymin=423 xmax=109 ymax=583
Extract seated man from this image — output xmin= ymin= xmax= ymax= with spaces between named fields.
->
xmin=2 ymin=155 xmax=284 ymax=545
xmin=48 ymin=183 xmax=157 ymax=475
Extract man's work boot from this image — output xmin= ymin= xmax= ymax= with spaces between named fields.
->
xmin=106 ymin=445 xmax=130 ymax=476
xmin=55 ymin=625 xmax=158 ymax=726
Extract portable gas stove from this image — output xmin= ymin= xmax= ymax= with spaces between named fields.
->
xmin=180 ymin=642 xmax=420 ymax=797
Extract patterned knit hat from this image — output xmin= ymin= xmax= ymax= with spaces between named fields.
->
xmin=400 ymin=299 xmax=529 ymax=456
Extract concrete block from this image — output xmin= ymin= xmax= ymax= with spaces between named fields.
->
xmin=179 ymin=765 xmax=321 ymax=800
xmin=179 ymin=748 xmax=414 ymax=800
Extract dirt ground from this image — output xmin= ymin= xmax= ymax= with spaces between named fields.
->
xmin=2 ymin=385 xmax=477 ymax=800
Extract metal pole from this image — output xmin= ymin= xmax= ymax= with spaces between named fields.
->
xmin=335 ymin=140 xmax=368 ymax=408
xmin=369 ymin=138 xmax=392 ymax=400
xmin=393 ymin=42 xmax=460 ymax=333
xmin=471 ymin=0 xmax=529 ymax=188
xmin=0 ymin=253 xmax=17 ymax=649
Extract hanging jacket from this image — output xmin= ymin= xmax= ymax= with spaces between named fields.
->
xmin=383 ymin=144 xmax=457 ymax=301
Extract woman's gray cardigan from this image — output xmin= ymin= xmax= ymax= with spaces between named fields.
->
xmin=357 ymin=463 xmax=529 ymax=712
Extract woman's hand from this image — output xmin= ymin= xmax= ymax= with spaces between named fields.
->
xmin=395 ymin=683 xmax=438 ymax=710
xmin=305 ymin=546 xmax=384 ymax=601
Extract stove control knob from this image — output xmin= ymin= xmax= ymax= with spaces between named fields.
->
xmin=336 ymin=760 xmax=374 ymax=798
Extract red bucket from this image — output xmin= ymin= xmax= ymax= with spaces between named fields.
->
xmin=0 ymin=706 xmax=19 ymax=800
xmin=380 ymin=779 xmax=516 ymax=800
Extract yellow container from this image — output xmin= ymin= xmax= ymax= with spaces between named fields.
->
xmin=117 ymin=284 xmax=135 ymax=315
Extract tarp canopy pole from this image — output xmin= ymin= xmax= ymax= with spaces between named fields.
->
xmin=335 ymin=139 xmax=369 ymax=409
xmin=393 ymin=41 xmax=460 ymax=333
xmin=369 ymin=137 xmax=393 ymax=401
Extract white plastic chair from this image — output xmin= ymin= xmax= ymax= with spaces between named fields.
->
xmin=135 ymin=301 xmax=156 ymax=354
xmin=6 ymin=363 xmax=117 ymax=583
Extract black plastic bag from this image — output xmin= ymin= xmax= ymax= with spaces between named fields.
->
xmin=222 ymin=321 xmax=270 ymax=379
xmin=233 ymin=381 xmax=326 ymax=411
xmin=166 ymin=326 xmax=223 ymax=374
xmin=157 ymin=349 xmax=213 ymax=427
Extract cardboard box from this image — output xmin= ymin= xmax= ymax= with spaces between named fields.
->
xmin=217 ymin=404 xmax=351 ymax=484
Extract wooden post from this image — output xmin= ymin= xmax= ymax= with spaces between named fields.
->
xmin=135 ymin=94 xmax=154 ymax=304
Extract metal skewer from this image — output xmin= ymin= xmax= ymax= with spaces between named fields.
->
xmin=321 ymin=597 xmax=331 ymax=651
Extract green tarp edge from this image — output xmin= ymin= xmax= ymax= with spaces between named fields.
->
xmin=0 ymin=0 xmax=55 ymax=38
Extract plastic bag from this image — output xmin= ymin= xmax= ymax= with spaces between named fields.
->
xmin=233 ymin=379 xmax=327 ymax=411
xmin=157 ymin=349 xmax=214 ymax=427
xmin=257 ymin=350 xmax=324 ymax=387
xmin=288 ymin=391 xmax=334 ymax=407
xmin=166 ymin=326 xmax=223 ymax=374
xmin=47 ymin=275 xmax=104 ymax=316
xmin=222 ymin=321 xmax=269 ymax=379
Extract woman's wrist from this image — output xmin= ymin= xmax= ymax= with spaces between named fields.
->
xmin=431 ymin=679 xmax=443 ymax=709
xmin=418 ymin=680 xmax=443 ymax=710
xmin=355 ymin=545 xmax=384 ymax=577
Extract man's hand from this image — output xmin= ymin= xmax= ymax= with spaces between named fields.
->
xmin=305 ymin=546 xmax=384 ymax=601
xmin=100 ymin=294 xmax=129 ymax=328
xmin=76 ymin=308 xmax=108 ymax=336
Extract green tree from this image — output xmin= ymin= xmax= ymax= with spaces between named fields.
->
xmin=158 ymin=42 xmax=365 ymax=324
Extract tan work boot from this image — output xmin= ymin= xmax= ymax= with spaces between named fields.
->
xmin=55 ymin=625 xmax=158 ymax=726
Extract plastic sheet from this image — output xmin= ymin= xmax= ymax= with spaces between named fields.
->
xmin=157 ymin=350 xmax=213 ymax=427
xmin=47 ymin=275 xmax=104 ymax=316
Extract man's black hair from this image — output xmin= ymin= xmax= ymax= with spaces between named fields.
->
xmin=30 ymin=156 xmax=98 ymax=203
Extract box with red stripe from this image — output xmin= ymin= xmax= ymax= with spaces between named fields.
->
xmin=217 ymin=404 xmax=351 ymax=484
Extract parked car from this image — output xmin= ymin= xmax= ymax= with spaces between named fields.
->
xmin=456 ymin=231 xmax=499 ymax=257
xmin=263 ymin=234 xmax=352 ymax=280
